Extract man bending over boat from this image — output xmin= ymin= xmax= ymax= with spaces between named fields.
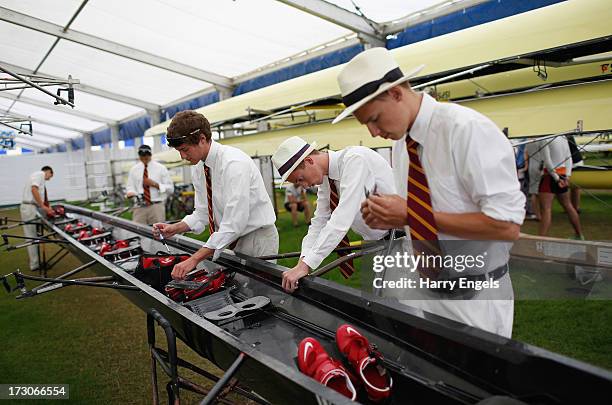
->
xmin=272 ymin=136 xmax=396 ymax=292
xmin=334 ymin=48 xmax=525 ymax=338
xmin=153 ymin=110 xmax=279 ymax=279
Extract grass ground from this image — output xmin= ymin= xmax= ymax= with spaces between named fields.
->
xmin=0 ymin=191 xmax=611 ymax=403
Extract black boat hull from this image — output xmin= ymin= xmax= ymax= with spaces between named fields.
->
xmin=36 ymin=204 xmax=612 ymax=405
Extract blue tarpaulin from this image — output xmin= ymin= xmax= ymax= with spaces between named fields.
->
xmin=91 ymin=128 xmax=111 ymax=146
xmin=119 ymin=115 xmax=151 ymax=141
xmin=160 ymin=92 xmax=219 ymax=122
xmin=71 ymin=137 xmax=84 ymax=150
xmin=233 ymin=43 xmax=364 ymax=96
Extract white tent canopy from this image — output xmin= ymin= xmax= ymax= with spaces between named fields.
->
xmin=0 ymin=0 xmax=493 ymax=151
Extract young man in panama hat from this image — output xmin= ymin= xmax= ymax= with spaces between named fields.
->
xmin=333 ymin=47 xmax=525 ymax=338
xmin=153 ymin=110 xmax=279 ymax=280
xmin=272 ymin=136 xmax=396 ymax=292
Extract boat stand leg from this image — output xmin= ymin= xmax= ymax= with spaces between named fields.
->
xmin=147 ymin=313 xmax=160 ymax=405
xmin=199 ymin=353 xmax=246 ymax=405
xmin=154 ymin=349 xmax=270 ymax=405
xmin=147 ymin=309 xmax=180 ymax=405
xmin=146 ymin=310 xmax=263 ymax=405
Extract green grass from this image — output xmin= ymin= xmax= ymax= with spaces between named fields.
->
xmin=1 ymin=190 xmax=611 ymax=402
xmin=520 ymin=190 xmax=612 ymax=241
xmin=0 ymin=210 xmax=247 ymax=404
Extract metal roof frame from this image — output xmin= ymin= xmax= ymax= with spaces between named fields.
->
xmin=0 ymin=6 xmax=232 ymax=90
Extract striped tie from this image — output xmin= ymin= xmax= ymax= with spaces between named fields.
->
xmin=143 ymin=164 xmax=151 ymax=205
xmin=204 ymin=165 xmax=215 ymax=234
xmin=329 ymin=181 xmax=355 ymax=279
xmin=406 ymin=135 xmax=442 ymax=279
xmin=204 ymin=165 xmax=239 ymax=250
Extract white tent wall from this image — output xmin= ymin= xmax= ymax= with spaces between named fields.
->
xmin=253 ymin=156 xmax=276 ymax=214
xmin=0 ymin=150 xmax=87 ymax=206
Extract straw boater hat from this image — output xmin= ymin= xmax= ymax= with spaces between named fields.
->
xmin=272 ymin=136 xmax=318 ymax=182
xmin=332 ymin=47 xmax=424 ymax=124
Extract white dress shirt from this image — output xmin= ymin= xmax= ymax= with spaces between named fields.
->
xmin=126 ymin=160 xmax=174 ymax=202
xmin=392 ymin=93 xmax=525 ymax=270
xmin=22 ymin=171 xmax=46 ymax=203
xmin=541 ymin=136 xmax=572 ymax=180
xmin=182 ymin=140 xmax=276 ymax=251
xmin=301 ymin=147 xmax=396 ymax=270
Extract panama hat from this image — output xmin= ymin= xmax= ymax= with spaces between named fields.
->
xmin=272 ymin=136 xmax=318 ymax=182
xmin=332 ymin=47 xmax=424 ymax=124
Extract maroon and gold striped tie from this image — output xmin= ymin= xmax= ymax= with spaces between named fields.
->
xmin=406 ymin=135 xmax=441 ymax=279
xmin=143 ymin=164 xmax=151 ymax=205
xmin=329 ymin=181 xmax=355 ymax=279
xmin=204 ymin=165 xmax=215 ymax=235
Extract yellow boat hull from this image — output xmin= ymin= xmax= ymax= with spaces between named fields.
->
xmin=571 ymin=167 xmax=612 ymax=189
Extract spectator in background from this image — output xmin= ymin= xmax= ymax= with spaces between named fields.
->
xmin=539 ymin=137 xmax=584 ymax=239
xmin=284 ymin=183 xmax=311 ymax=227
xmin=515 ymin=143 xmax=530 ymax=218
xmin=566 ymin=134 xmax=585 ymax=213
xmin=20 ymin=166 xmax=55 ymax=271
xmin=126 ymin=144 xmax=174 ymax=225
xmin=525 ymin=139 xmax=544 ymax=221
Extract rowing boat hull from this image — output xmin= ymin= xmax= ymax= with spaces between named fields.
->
xmin=39 ymin=204 xmax=612 ymax=404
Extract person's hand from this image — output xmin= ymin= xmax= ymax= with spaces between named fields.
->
xmin=361 ymin=194 xmax=408 ymax=229
xmin=126 ymin=192 xmax=136 ymax=198
xmin=282 ymin=262 xmax=310 ymax=293
xmin=153 ymin=223 xmax=177 ymax=239
xmin=143 ymin=178 xmax=158 ymax=188
xmin=44 ymin=206 xmax=55 ymax=217
xmin=171 ymin=257 xmax=198 ymax=280
xmin=557 ymin=176 xmax=569 ymax=188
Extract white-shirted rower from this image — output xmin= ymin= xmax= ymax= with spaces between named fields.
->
xmin=272 ymin=137 xmax=396 ymax=292
xmin=126 ymin=144 xmax=174 ymax=225
xmin=20 ymin=166 xmax=55 ymax=271
xmin=153 ymin=111 xmax=278 ymax=280
xmin=333 ymin=48 xmax=524 ymax=338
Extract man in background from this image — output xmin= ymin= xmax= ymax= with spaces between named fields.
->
xmin=525 ymin=139 xmax=544 ymax=221
xmin=566 ymin=134 xmax=584 ymax=213
xmin=126 ymin=144 xmax=174 ymax=225
xmin=539 ymin=137 xmax=584 ymax=239
xmin=20 ymin=166 xmax=55 ymax=271
xmin=284 ymin=183 xmax=311 ymax=227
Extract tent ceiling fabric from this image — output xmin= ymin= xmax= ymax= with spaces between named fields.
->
xmin=0 ymin=0 xmax=490 ymax=149
xmin=326 ymin=0 xmax=450 ymax=23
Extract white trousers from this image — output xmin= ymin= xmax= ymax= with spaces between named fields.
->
xmin=380 ymin=239 xmax=515 ymax=338
xmin=234 ymin=225 xmax=279 ymax=258
xmin=133 ymin=203 xmax=166 ymax=225
xmin=19 ymin=204 xmax=39 ymax=270
xmin=398 ymin=274 xmax=514 ymax=338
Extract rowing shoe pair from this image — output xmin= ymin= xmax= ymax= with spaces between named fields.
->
xmin=298 ymin=324 xmax=392 ymax=403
